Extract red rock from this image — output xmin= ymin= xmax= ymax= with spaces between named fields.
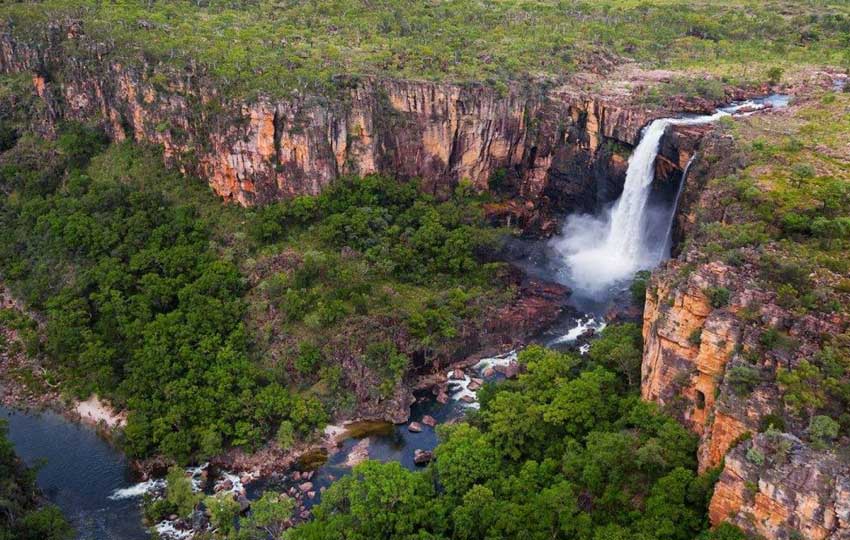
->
xmin=299 ymin=482 xmax=313 ymax=492
xmin=421 ymin=415 xmax=437 ymax=427
xmin=436 ymin=392 xmax=449 ymax=404
xmin=460 ymin=395 xmax=476 ymax=404
xmin=450 ymin=368 xmax=465 ymax=380
xmin=407 ymin=422 xmax=423 ymax=433
xmin=482 ymin=367 xmax=496 ymax=378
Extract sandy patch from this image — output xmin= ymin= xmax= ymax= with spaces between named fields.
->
xmin=75 ymin=395 xmax=127 ymax=428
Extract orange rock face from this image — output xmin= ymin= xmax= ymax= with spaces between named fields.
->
xmin=642 ymin=261 xmax=745 ymax=467
xmin=708 ymin=433 xmax=850 ymax=539
xmin=0 ymin=22 xmax=706 ymax=209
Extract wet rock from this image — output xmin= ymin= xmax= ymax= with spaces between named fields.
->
xmin=307 ymin=491 xmax=315 ymax=499
xmin=407 ymin=422 xmax=423 ymax=433
xmin=450 ymin=368 xmax=465 ymax=381
xmin=292 ymin=471 xmax=301 ymax=482
xmin=299 ymin=482 xmax=313 ymax=492
xmin=421 ymin=415 xmax=437 ymax=427
xmin=460 ymin=395 xmax=476 ymax=404
xmin=214 ymin=479 xmax=233 ymax=493
xmin=436 ymin=391 xmax=450 ymax=404
xmin=482 ymin=367 xmax=496 ymax=378
xmin=467 ymin=379 xmax=482 ymax=391
xmin=345 ymin=437 xmax=370 ymax=468
xmin=413 ymin=449 xmax=433 ymax=465
xmin=503 ymin=362 xmax=519 ymax=379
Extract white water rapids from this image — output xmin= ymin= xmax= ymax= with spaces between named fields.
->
xmin=551 ymin=101 xmax=767 ymax=295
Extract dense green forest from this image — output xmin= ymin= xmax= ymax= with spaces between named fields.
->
xmin=2 ymin=0 xmax=849 ymax=97
xmin=0 ymin=111 xmax=504 ymax=461
xmin=0 ymin=420 xmax=74 ymax=540
xmin=145 ymin=329 xmax=748 ymax=540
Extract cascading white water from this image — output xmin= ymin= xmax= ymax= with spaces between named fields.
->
xmin=660 ymin=153 xmax=696 ymax=261
xmin=551 ymin=101 xmax=765 ymax=295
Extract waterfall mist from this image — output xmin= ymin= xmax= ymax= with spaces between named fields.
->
xmin=550 ymin=103 xmax=759 ymax=297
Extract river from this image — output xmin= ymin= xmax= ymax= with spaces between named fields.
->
xmin=0 ymin=406 xmax=147 ymax=540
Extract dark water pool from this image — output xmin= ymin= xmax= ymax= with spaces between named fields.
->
xmin=0 ymin=406 xmax=147 ymax=540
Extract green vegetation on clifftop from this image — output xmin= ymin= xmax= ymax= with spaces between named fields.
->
xmin=3 ymin=0 xmax=850 ymax=97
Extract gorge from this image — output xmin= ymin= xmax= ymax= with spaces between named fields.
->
xmin=1 ymin=3 xmax=849 ymax=540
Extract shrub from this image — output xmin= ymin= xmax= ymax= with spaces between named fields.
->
xmin=631 ymin=270 xmax=651 ymax=307
xmin=688 ymin=328 xmax=702 ymax=346
xmin=759 ymin=414 xmax=786 ymax=432
xmin=165 ymin=467 xmax=201 ymax=517
xmin=767 ymin=66 xmax=784 ymax=85
xmin=809 ymin=415 xmax=839 ymax=449
xmin=727 ymin=365 xmax=761 ymax=396
xmin=276 ymin=421 xmax=295 ymax=449
xmin=790 ymin=163 xmax=815 ymax=188
xmin=746 ymin=447 xmax=765 ymax=465
xmin=295 ymin=342 xmax=323 ymax=375
xmin=707 ymin=286 xmax=731 ymax=308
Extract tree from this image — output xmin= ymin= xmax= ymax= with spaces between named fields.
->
xmin=204 ymin=493 xmax=241 ymax=537
xmin=482 ymin=391 xmax=547 ymax=461
xmin=433 ymin=424 xmax=500 ymax=497
xmin=165 ymin=467 xmax=201 ymax=517
xmin=241 ymin=491 xmax=294 ymax=539
xmin=588 ymin=324 xmax=643 ymax=388
xmin=276 ymin=421 xmax=295 ymax=449
xmin=543 ymin=368 xmax=618 ymax=437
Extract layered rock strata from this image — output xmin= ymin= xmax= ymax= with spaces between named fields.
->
xmin=0 ymin=20 xmax=700 ymax=210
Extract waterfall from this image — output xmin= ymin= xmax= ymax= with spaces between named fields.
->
xmin=551 ymin=100 xmax=767 ymax=295
xmin=660 ymin=153 xmax=696 ymax=261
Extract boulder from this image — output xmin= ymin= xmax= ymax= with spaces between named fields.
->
xmin=503 ymin=362 xmax=519 ymax=379
xmin=408 ymin=422 xmax=423 ymax=433
xmin=413 ymin=449 xmax=433 ymax=465
xmin=299 ymin=482 xmax=313 ymax=492
xmin=214 ymin=479 xmax=233 ymax=493
xmin=467 ymin=380 xmax=482 ymax=391
xmin=450 ymin=368 xmax=465 ymax=380
xmin=237 ymin=494 xmax=251 ymax=512
xmin=460 ymin=395 xmax=476 ymax=404
xmin=482 ymin=367 xmax=496 ymax=378
xmin=307 ymin=491 xmax=315 ymax=499
xmin=421 ymin=415 xmax=437 ymax=427
xmin=436 ymin=391 xmax=450 ymax=404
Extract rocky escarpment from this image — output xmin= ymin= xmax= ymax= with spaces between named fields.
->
xmin=0 ymin=20 xmax=703 ymax=217
xmin=642 ymin=126 xmax=850 ymax=538
xmin=710 ymin=432 xmax=850 ymax=540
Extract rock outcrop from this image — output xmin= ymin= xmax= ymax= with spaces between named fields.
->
xmin=641 ymin=128 xmax=850 ymax=539
xmin=0 ymin=20 xmax=700 ymax=212
xmin=710 ymin=433 xmax=850 ymax=540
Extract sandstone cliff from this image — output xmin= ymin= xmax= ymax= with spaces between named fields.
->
xmin=642 ymin=124 xmax=850 ymax=538
xmin=710 ymin=432 xmax=850 ymax=540
xmin=0 ymin=19 xmax=700 ymax=214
